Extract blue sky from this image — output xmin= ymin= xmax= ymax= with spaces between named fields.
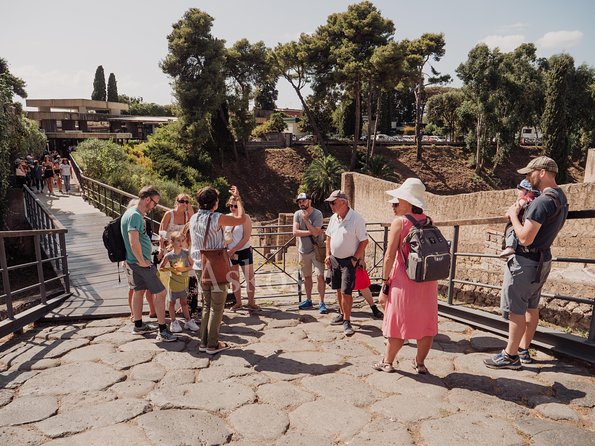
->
xmin=1 ymin=0 xmax=593 ymax=109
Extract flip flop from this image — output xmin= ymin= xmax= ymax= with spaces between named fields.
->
xmin=245 ymin=303 xmax=261 ymax=311
xmin=206 ymin=342 xmax=230 ymax=355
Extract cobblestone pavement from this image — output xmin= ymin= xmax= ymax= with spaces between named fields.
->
xmin=1 ymin=300 xmax=594 ymax=445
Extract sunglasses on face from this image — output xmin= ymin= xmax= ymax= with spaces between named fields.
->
xmin=177 ymin=199 xmax=189 ymax=204
xmin=229 ymin=204 xmax=238 ymax=209
xmin=391 ymin=202 xmax=399 ymax=207
xmin=149 ymin=197 xmax=159 ymax=206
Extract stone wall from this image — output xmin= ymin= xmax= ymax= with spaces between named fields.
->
xmin=342 ymin=172 xmax=595 ymax=332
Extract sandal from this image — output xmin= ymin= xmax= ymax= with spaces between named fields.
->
xmin=198 ymin=344 xmax=207 ymax=352
xmin=245 ymin=303 xmax=261 ymax=311
xmin=206 ymin=342 xmax=230 ymax=355
xmin=372 ymin=360 xmax=396 ymax=373
xmin=412 ymin=360 xmax=428 ymax=375
xmin=229 ymin=304 xmax=242 ymax=312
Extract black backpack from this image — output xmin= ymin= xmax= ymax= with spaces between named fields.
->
xmin=102 ymin=216 xmax=127 ymax=263
xmin=400 ymin=215 xmax=451 ymax=282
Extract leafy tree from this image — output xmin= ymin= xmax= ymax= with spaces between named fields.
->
xmin=74 ymin=139 xmax=128 ymax=180
xmin=542 ymin=54 xmax=574 ymax=180
xmin=363 ymin=154 xmax=392 ymax=179
xmin=118 ymin=94 xmax=143 ymax=105
xmin=92 ymin=65 xmax=106 ymax=101
xmin=300 ymin=152 xmax=345 ymax=202
xmin=456 ymin=44 xmax=500 ymax=173
xmin=107 ymin=73 xmax=118 ymax=102
xmin=251 ymin=112 xmax=287 ymax=137
xmin=160 ymin=8 xmax=227 ymax=164
xmin=402 ymin=33 xmax=450 ymax=161
xmin=567 ymin=63 xmax=595 ymax=161
xmin=254 ymin=80 xmax=278 ymax=110
xmin=426 ymin=89 xmax=464 ymax=142
xmin=312 ymin=1 xmax=394 ymax=169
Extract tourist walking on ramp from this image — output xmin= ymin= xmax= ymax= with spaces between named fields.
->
xmin=485 ymin=156 xmax=568 ymax=369
xmin=375 ymin=178 xmax=438 ymax=374
xmin=59 ymin=158 xmax=72 ymax=194
xmin=122 ymin=186 xmax=177 ymax=342
xmin=324 ymin=190 xmax=368 ymax=336
xmin=293 ymin=192 xmax=328 ymax=314
xmin=159 ymin=231 xmax=199 ymax=332
xmin=189 ymin=185 xmax=245 ymax=354
xmin=225 ymin=195 xmax=258 ymax=311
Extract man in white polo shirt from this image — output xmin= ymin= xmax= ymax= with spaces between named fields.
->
xmin=324 ymin=190 xmax=368 ymax=336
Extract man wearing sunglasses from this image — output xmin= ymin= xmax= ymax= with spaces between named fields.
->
xmin=324 ymin=190 xmax=369 ymax=336
xmin=293 ymin=192 xmax=328 ymax=314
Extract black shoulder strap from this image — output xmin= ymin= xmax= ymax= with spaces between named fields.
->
xmin=404 ymin=214 xmax=431 ymax=228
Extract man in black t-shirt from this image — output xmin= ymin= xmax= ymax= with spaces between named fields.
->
xmin=485 ymin=156 xmax=568 ymax=369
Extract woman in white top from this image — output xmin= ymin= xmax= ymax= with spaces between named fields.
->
xmin=158 ymin=192 xmax=195 ymax=259
xmin=225 ymin=196 xmax=258 ymax=310
xmin=59 ymin=158 xmax=72 ymax=193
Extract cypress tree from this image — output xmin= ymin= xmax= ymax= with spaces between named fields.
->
xmin=91 ymin=65 xmax=106 ymax=101
xmin=542 ymin=54 xmax=573 ymax=181
xmin=107 ymin=73 xmax=118 ymax=102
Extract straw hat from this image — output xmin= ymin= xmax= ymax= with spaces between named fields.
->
xmin=386 ymin=178 xmax=427 ymax=210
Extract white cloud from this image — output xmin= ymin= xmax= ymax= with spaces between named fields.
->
xmin=479 ymin=34 xmax=526 ymax=52
xmin=496 ymin=22 xmax=529 ymax=33
xmin=13 ymin=65 xmax=93 ymax=100
xmin=536 ymin=30 xmax=583 ymax=49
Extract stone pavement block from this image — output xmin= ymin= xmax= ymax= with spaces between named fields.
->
xmin=0 ymin=395 xmax=57 ymax=426
xmin=256 ymin=351 xmax=345 ymax=381
xmin=387 ymin=374 xmax=449 ymax=399
xmin=0 ymin=389 xmax=14 ymax=407
xmin=231 ymin=372 xmax=271 ymax=388
xmin=136 ymin=409 xmax=232 ymax=445
xmin=110 ymin=379 xmax=156 ymax=398
xmin=277 ymin=339 xmax=319 ymax=353
xmin=229 ymin=403 xmax=290 ymax=440
xmin=159 ymin=369 xmax=197 ymax=388
xmin=198 ymin=365 xmax=255 ymax=383
xmin=339 ymin=355 xmax=379 ymax=378
xmin=446 ymin=388 xmax=531 ymax=420
xmin=119 ymin=338 xmax=183 ymax=352
xmin=320 ymin=336 xmax=379 ymax=358
xmin=349 ymin=419 xmax=414 ymax=445
xmin=149 ymin=382 xmax=256 ymax=411
xmin=301 ymin=373 xmax=382 ymax=407
xmin=258 ymin=327 xmax=307 ymax=344
xmin=256 ymin=382 xmax=316 ymax=410
xmin=85 ymin=318 xmax=127 ymax=328
xmin=420 ymin=412 xmax=524 ymax=446
xmin=59 ymin=391 xmax=117 ymax=412
xmin=42 ymin=338 xmax=91 ymax=358
xmin=130 ymin=361 xmax=167 ymax=382
xmin=42 ymin=423 xmax=149 ymax=446
xmin=299 ymin=322 xmax=340 ymax=343
xmin=0 ymin=370 xmax=40 ymax=389
xmin=289 ymin=400 xmax=371 ymax=441
xmin=372 ymin=394 xmax=457 ymax=423
xmin=535 ymin=402 xmax=580 ymax=421
xmin=439 ymin=321 xmax=472 ymax=333
xmin=268 ymin=318 xmax=300 ymax=328
xmin=470 ymin=331 xmax=507 ymax=351
xmin=0 ymin=425 xmax=47 ymax=445
xmin=35 ymin=398 xmax=149 ymax=438
xmin=92 ymin=330 xmax=139 ymax=344
xmin=61 ymin=343 xmax=115 ymax=362
xmin=16 ymin=358 xmax=61 ymax=371
xmin=366 ymin=369 xmax=405 ymax=394
xmin=69 ymin=326 xmax=119 ymax=339
xmin=515 ymin=418 xmax=595 ymax=446
xmin=100 ymin=350 xmax=155 ymax=370
xmin=551 ymin=379 xmax=595 ymax=408
xmin=276 ymin=431 xmax=336 ymax=446
xmin=19 ymin=362 xmax=124 ymax=396
xmin=153 ymin=350 xmax=210 ymax=370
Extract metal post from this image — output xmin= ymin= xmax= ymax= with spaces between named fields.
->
xmin=34 ymin=235 xmax=47 ymax=305
xmin=381 ymin=225 xmax=389 ymax=280
xmin=0 ymin=237 xmax=14 ymax=319
xmin=59 ymin=233 xmax=70 ymax=293
xmin=588 ymin=300 xmax=595 ymax=343
xmin=447 ymin=225 xmax=460 ymax=305
xmin=297 ymin=270 xmax=303 ymax=303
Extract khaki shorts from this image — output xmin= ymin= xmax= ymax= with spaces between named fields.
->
xmin=298 ymin=250 xmax=324 ymax=278
xmin=127 ymin=262 xmax=166 ymax=294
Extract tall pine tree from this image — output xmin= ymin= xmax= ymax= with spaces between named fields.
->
xmin=92 ymin=65 xmax=106 ymax=101
xmin=107 ymin=73 xmax=118 ymax=102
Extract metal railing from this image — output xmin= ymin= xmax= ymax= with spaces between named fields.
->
xmin=0 ymin=186 xmax=71 ymax=338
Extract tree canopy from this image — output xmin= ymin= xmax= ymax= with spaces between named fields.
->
xmin=92 ymin=65 xmax=106 ymax=101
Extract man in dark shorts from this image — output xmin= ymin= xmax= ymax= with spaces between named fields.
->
xmin=122 ymin=186 xmax=176 ymax=342
xmin=485 ymin=156 xmax=568 ymax=369
xmin=324 ymin=190 xmax=368 ymax=336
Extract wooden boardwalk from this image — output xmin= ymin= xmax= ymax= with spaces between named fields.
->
xmin=38 ymin=191 xmax=131 ymax=320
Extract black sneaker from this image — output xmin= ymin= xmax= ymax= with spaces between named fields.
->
xmin=131 ymin=323 xmax=154 ymax=334
xmin=330 ymin=314 xmax=344 ymax=325
xmin=156 ymin=329 xmax=177 ymax=342
xmin=371 ymin=305 xmax=384 ymax=320
xmin=518 ymin=348 xmax=534 ymax=364
xmin=484 ymin=350 xmax=521 ymax=370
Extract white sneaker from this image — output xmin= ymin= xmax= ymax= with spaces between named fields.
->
xmin=185 ymin=319 xmax=199 ymax=332
xmin=170 ymin=320 xmax=183 ymax=333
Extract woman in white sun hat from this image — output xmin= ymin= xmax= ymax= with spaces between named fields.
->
xmin=373 ymin=178 xmax=438 ymax=374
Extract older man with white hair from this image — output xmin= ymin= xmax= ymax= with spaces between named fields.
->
xmin=324 ymin=190 xmax=368 ymax=336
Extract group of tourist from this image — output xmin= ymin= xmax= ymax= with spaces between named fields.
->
xmin=120 ymin=155 xmax=567 ymax=373
xmin=13 ymin=151 xmax=72 ymax=194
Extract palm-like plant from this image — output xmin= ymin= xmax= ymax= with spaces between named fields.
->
xmin=363 ymin=154 xmax=392 ymax=179
xmin=301 ymin=154 xmax=345 ymax=202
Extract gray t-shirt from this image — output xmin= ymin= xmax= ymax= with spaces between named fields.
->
xmin=293 ymin=208 xmax=324 ymax=254
xmin=522 ymin=187 xmax=568 ymax=260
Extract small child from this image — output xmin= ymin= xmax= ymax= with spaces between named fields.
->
xmin=499 ymin=179 xmax=540 ymax=258
xmin=159 ymin=231 xmax=199 ymax=332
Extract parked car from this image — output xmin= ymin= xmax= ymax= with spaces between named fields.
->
xmin=298 ymin=134 xmax=315 ymax=142
xmin=374 ymin=134 xmax=392 ymax=142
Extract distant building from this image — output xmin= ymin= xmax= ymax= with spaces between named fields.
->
xmin=26 ymin=99 xmax=176 ymax=152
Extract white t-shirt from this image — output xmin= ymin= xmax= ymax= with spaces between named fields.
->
xmin=325 ymin=208 xmax=368 ymax=259
xmin=60 ymin=163 xmax=71 ymax=176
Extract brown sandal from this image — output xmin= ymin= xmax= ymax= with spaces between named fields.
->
xmin=245 ymin=303 xmax=261 ymax=311
xmin=412 ymin=360 xmax=428 ymax=374
xmin=229 ymin=303 xmax=242 ymax=312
